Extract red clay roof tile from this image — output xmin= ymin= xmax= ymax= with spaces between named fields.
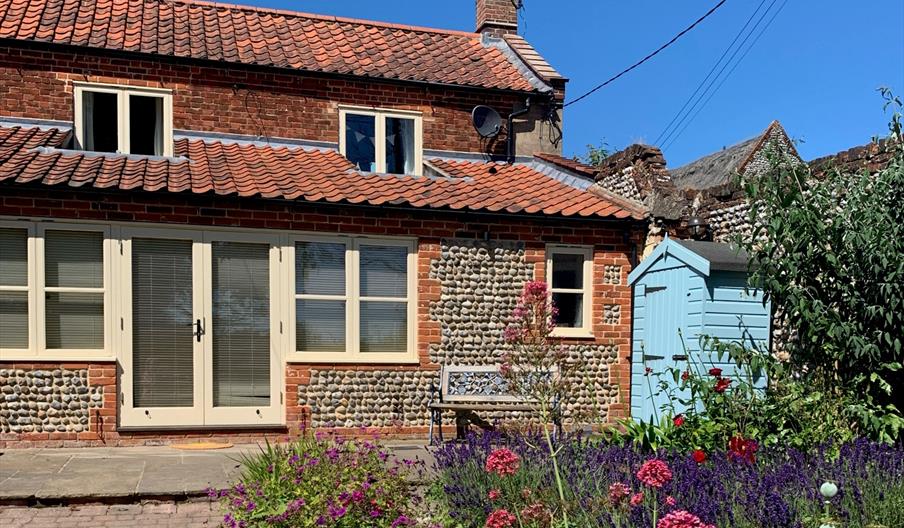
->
xmin=0 ymin=125 xmax=642 ymax=220
xmin=0 ymin=0 xmax=542 ymax=92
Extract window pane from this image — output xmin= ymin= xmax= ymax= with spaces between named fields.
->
xmin=212 ymin=241 xmax=270 ymax=407
xmin=296 ymin=299 xmax=345 ymax=352
xmin=129 ymin=95 xmax=164 ymax=156
xmin=0 ymin=227 xmax=27 ymax=287
xmin=45 ymin=230 xmax=104 ymax=288
xmin=82 ymin=91 xmax=118 ymax=153
xmin=360 ymin=245 xmax=407 ymax=298
xmin=45 ymin=292 xmax=103 ymax=349
xmin=551 ymin=252 xmax=584 ymax=289
xmin=296 ymin=241 xmax=345 ymax=296
xmin=552 ymin=292 xmax=583 ymax=328
xmin=132 ymin=238 xmax=194 ymax=408
xmin=385 ymin=117 xmax=416 ymax=175
xmin=345 ymin=113 xmax=376 ymax=171
xmin=360 ymin=301 xmax=406 ymax=353
xmin=0 ymin=291 xmax=28 ymax=349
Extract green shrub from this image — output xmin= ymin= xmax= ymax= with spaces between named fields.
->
xmin=213 ymin=433 xmax=426 ymax=528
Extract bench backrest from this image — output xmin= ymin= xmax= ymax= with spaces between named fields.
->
xmin=440 ymin=365 xmax=556 ymax=403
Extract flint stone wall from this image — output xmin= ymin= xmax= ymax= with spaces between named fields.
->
xmin=298 ymin=238 xmax=622 ymax=428
xmin=0 ymin=368 xmax=103 ymax=433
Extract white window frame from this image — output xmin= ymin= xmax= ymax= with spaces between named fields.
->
xmin=73 ymin=81 xmax=174 ymax=157
xmin=547 ymin=244 xmax=594 ymax=338
xmin=0 ymin=220 xmax=37 ymax=357
xmin=338 ymin=105 xmax=423 ymax=176
xmin=0 ymin=221 xmax=114 ymax=360
xmin=288 ymin=234 xmax=418 ymax=363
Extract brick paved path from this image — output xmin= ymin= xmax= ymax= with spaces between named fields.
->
xmin=0 ymin=500 xmax=222 ymax=527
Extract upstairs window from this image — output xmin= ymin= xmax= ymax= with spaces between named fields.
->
xmin=339 ymin=107 xmax=422 ymax=175
xmin=547 ymin=245 xmax=593 ymax=337
xmin=74 ymin=83 xmax=173 ymax=156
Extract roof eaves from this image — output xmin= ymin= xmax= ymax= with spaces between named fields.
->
xmin=502 ymin=34 xmax=567 ymax=82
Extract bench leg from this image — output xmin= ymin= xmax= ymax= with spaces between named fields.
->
xmin=428 ymin=410 xmax=435 ymax=446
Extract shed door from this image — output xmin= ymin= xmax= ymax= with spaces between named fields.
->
xmin=639 ymin=267 xmax=688 ymax=421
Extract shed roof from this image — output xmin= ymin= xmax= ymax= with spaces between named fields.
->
xmin=628 ymin=237 xmax=750 ymax=284
xmin=671 ymin=240 xmax=749 ymax=272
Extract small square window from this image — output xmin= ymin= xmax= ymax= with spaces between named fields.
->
xmin=75 ymin=84 xmax=173 ymax=156
xmin=340 ymin=108 xmax=422 ymax=175
xmin=547 ymin=245 xmax=593 ymax=336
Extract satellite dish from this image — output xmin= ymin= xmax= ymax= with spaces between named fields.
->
xmin=471 ymin=105 xmax=502 ymax=138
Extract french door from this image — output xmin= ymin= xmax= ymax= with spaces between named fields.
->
xmin=119 ymin=228 xmax=283 ymax=428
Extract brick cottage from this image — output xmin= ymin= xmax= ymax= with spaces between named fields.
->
xmin=0 ymin=0 xmax=647 ymax=448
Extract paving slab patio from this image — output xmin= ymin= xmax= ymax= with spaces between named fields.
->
xmin=0 ymin=442 xmax=434 ymax=504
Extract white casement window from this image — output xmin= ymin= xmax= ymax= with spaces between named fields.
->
xmin=291 ymin=236 xmax=417 ymax=363
xmin=0 ymin=221 xmax=112 ymax=359
xmin=339 ymin=106 xmax=423 ymax=176
xmin=73 ymin=82 xmax=174 ymax=157
xmin=547 ymin=245 xmax=594 ymax=337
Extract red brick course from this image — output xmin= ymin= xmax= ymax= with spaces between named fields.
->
xmin=0 ymin=45 xmax=524 ymax=157
xmin=0 ymin=187 xmax=642 ymax=448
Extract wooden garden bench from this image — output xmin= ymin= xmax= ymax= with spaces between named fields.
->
xmin=427 ymin=364 xmax=559 ymax=444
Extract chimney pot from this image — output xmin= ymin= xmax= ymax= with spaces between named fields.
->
xmin=476 ymin=0 xmax=519 ymax=37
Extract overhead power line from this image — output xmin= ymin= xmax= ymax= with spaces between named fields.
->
xmin=652 ymin=0 xmax=770 ymax=146
xmin=660 ymin=0 xmax=789 ymax=152
xmin=563 ymin=0 xmax=728 ymax=108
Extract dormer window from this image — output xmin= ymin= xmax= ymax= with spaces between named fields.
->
xmin=339 ymin=106 xmax=422 ymax=176
xmin=74 ymin=83 xmax=173 ymax=157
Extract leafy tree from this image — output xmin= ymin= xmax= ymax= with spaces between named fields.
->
xmin=739 ymin=91 xmax=904 ymax=441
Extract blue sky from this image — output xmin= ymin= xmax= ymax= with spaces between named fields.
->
xmin=245 ymin=1 xmax=903 ymax=167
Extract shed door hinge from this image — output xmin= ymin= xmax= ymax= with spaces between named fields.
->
xmin=280 ymin=392 xmax=284 ymax=405
xmin=119 ymin=240 xmax=123 ymax=254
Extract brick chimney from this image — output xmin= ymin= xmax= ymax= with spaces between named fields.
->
xmin=476 ymin=0 xmax=519 ymax=37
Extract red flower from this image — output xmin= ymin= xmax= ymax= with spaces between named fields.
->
xmin=485 ymin=448 xmax=520 ymax=476
xmin=714 ymin=378 xmax=732 ymax=393
xmin=656 ymin=509 xmax=716 ymax=528
xmin=645 ymin=367 xmax=653 ymax=375
xmin=485 ymin=509 xmax=517 ymax=528
xmin=728 ymin=436 xmax=758 ymax=464
xmin=488 ymin=489 xmax=501 ymax=501
xmin=636 ymin=459 xmax=673 ymax=488
xmin=708 ymin=368 xmax=722 ymax=377
xmin=673 ymin=414 xmax=685 ymax=427
xmin=608 ymin=482 xmax=630 ymax=505
xmin=629 ymin=491 xmax=644 ymax=507
xmin=691 ymin=450 xmax=707 ymax=464
xmin=681 ymin=370 xmax=690 ymax=381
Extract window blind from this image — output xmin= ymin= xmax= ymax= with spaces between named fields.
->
xmin=44 ymin=230 xmax=104 ymax=349
xmin=131 ymin=238 xmax=195 ymax=408
xmin=296 ymin=241 xmax=346 ymax=352
xmin=212 ymin=241 xmax=270 ymax=407
xmin=359 ymin=244 xmax=407 ymax=353
xmin=0 ymin=228 xmax=28 ymax=349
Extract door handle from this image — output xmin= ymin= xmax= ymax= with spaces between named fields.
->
xmin=193 ymin=319 xmax=204 ymax=342
xmin=672 ymin=355 xmax=688 ymax=361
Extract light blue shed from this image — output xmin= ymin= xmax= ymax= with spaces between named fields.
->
xmin=627 ymin=237 xmax=771 ymax=422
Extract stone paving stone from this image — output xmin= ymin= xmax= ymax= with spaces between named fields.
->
xmin=0 ymin=501 xmax=223 ymax=527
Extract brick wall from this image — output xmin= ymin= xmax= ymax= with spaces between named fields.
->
xmin=0 ymin=187 xmax=642 ymax=447
xmin=476 ymin=0 xmax=519 ymax=36
xmin=0 ymin=44 xmax=551 ymax=156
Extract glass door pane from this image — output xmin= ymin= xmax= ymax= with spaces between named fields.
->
xmin=211 ymin=241 xmax=271 ymax=408
xmin=131 ymin=238 xmax=195 ymax=407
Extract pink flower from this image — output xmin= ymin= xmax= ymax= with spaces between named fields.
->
xmin=485 ymin=448 xmax=520 ymax=476
xmin=608 ymin=482 xmax=630 ymax=505
xmin=629 ymin=492 xmax=644 ymax=507
xmin=485 ymin=509 xmax=517 ymax=528
xmin=637 ymin=459 xmax=673 ymax=488
xmin=665 ymin=496 xmax=677 ymax=507
xmin=656 ymin=509 xmax=715 ymax=528
xmin=488 ymin=489 xmax=501 ymax=501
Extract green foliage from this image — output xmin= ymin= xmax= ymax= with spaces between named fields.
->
xmin=739 ymin=90 xmax=904 ymax=442
xmin=575 ymin=141 xmax=611 ymax=166
xmin=215 ymin=434 xmax=424 ymax=527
